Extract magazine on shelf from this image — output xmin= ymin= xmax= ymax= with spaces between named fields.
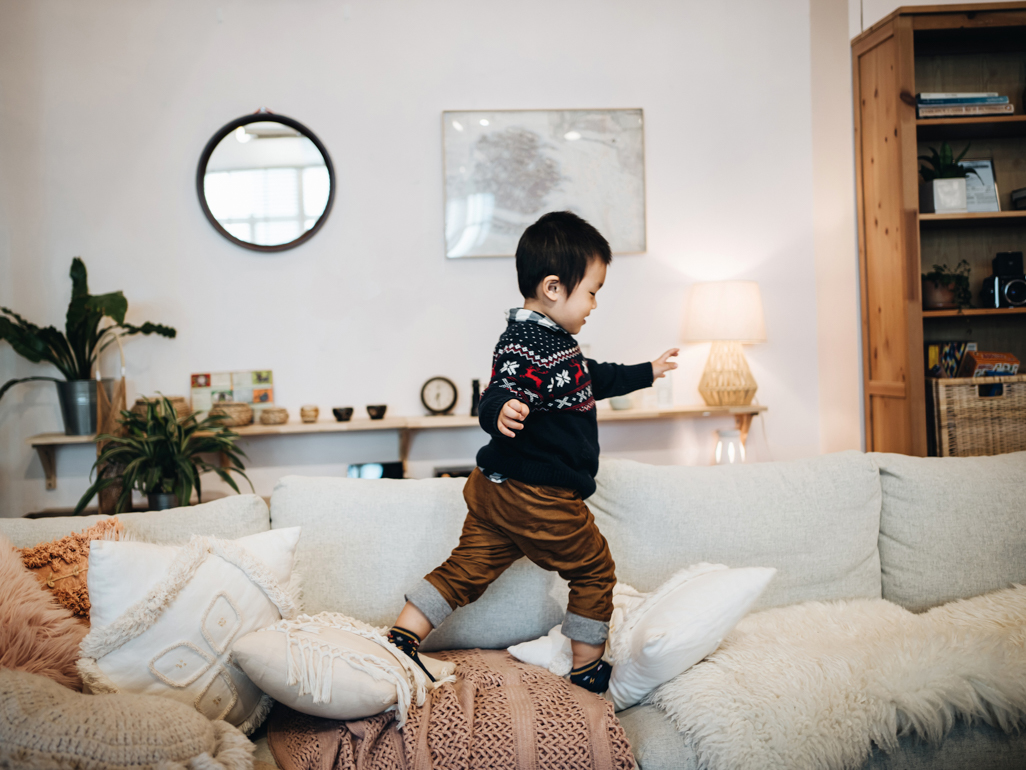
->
xmin=917 ymin=103 xmax=1015 ymax=118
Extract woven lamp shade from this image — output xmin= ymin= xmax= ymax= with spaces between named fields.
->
xmin=682 ymin=281 xmax=767 ymax=406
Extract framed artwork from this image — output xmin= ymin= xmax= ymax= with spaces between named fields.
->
xmin=191 ymin=370 xmax=274 ymax=415
xmin=959 ymin=159 xmax=1000 ymax=212
xmin=443 ymin=109 xmax=646 ymax=258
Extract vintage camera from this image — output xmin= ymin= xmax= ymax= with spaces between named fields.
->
xmin=980 ymin=251 xmax=1026 ymax=308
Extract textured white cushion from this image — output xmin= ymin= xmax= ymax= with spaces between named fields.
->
xmin=588 ymin=453 xmax=882 ymax=610
xmin=508 ymin=624 xmax=573 ymax=675
xmin=232 ymin=612 xmax=454 ymax=726
xmin=874 ymin=451 xmax=1026 ymax=611
xmin=0 ymin=495 xmax=270 ymax=548
xmin=79 ymin=527 xmax=301 ymax=734
xmin=607 ymin=563 xmax=776 ymax=710
xmin=270 ymin=475 xmax=567 ymax=652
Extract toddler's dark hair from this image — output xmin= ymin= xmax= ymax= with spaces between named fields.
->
xmin=515 ymin=212 xmax=612 ymax=299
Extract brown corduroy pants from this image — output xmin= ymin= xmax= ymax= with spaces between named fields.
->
xmin=424 ymin=468 xmax=616 ymax=627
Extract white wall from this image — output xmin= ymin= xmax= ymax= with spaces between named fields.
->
xmin=0 ymin=0 xmax=855 ymax=517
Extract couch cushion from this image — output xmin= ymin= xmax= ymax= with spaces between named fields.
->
xmin=873 ymin=451 xmax=1026 ymax=612
xmin=588 ymin=452 xmax=883 ymax=610
xmin=0 ymin=495 xmax=270 ymax=548
xmin=270 ymin=475 xmax=567 ymax=652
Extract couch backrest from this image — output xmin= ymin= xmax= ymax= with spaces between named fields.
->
xmin=0 ymin=495 xmax=270 ymax=548
xmin=271 ymin=451 xmax=883 ymax=650
xmin=872 ymin=450 xmax=1026 ymax=612
xmin=588 ymin=451 xmax=883 ymax=611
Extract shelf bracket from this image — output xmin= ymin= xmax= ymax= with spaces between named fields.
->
xmin=35 ymin=446 xmax=58 ymax=491
xmin=398 ymin=428 xmax=414 ymax=478
xmin=734 ymin=413 xmax=755 ymax=446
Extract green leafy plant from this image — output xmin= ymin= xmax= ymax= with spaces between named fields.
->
xmin=74 ymin=395 xmax=252 ymax=514
xmin=0 ymin=258 xmax=176 ymax=400
xmin=918 ymin=142 xmax=981 ymax=182
xmin=923 ymin=260 xmax=972 ymax=308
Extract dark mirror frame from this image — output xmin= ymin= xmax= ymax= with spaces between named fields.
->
xmin=196 ymin=112 xmax=336 ymax=253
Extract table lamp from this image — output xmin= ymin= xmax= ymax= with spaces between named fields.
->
xmin=682 ymin=280 xmax=767 ymax=406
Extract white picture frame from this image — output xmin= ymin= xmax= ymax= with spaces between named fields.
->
xmin=443 ymin=109 xmax=646 ymax=258
xmin=959 ymin=159 xmax=1001 ymax=213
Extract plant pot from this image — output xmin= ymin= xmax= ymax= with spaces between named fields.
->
xmin=922 ymin=278 xmax=958 ymax=310
xmin=55 ymin=379 xmax=115 ymax=435
xmin=147 ymin=492 xmax=179 ymax=511
xmin=919 ymin=178 xmax=967 ymax=214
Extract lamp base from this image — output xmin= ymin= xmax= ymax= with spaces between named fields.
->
xmin=698 ymin=341 xmax=758 ymax=406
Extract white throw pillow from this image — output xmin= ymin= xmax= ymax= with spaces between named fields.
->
xmin=79 ymin=528 xmax=302 ymax=734
xmin=232 ymin=612 xmax=455 ymax=727
xmin=607 ymin=562 xmax=775 ymax=710
xmin=508 ymin=624 xmax=573 ymax=676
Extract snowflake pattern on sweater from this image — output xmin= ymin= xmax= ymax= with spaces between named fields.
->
xmin=486 ymin=309 xmax=595 ymax=415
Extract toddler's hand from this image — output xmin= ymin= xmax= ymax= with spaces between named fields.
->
xmin=498 ymin=399 xmax=529 ymax=438
xmin=652 ymin=348 xmax=680 ymax=379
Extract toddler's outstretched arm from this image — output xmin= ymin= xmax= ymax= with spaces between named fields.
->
xmin=497 ymin=399 xmax=529 ymax=438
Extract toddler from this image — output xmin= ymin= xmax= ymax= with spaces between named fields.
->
xmin=389 ymin=211 xmax=677 ymax=694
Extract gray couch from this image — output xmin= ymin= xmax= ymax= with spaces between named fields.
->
xmin=4 ymin=449 xmax=1025 ymax=769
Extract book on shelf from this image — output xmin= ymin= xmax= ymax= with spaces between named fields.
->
xmin=917 ymin=92 xmax=998 ymax=100
xmin=916 ymin=94 xmax=1008 ymax=106
xmin=917 ymin=103 xmax=1015 ymax=118
xmin=956 ymin=350 xmax=1019 ymax=378
xmin=926 ymin=341 xmax=976 ymax=378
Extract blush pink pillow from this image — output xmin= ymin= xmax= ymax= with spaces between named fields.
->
xmin=0 ymin=534 xmax=87 ymax=690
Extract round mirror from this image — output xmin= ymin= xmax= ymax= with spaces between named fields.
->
xmin=196 ymin=113 xmax=335 ymax=251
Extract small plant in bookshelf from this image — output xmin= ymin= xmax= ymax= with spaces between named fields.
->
xmin=922 ymin=260 xmax=972 ymax=311
xmin=918 ymin=143 xmax=981 ymax=215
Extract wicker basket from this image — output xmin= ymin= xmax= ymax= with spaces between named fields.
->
xmin=131 ymin=396 xmax=191 ymax=420
xmin=259 ymin=407 xmax=289 ymax=425
xmin=209 ymin=401 xmax=254 ymax=427
xmin=929 ymin=375 xmax=1026 ymax=457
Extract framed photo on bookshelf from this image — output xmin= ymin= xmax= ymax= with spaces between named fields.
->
xmin=959 ymin=159 xmax=1000 ymax=213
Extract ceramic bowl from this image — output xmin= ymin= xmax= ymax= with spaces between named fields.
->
xmin=609 ymin=395 xmax=633 ymax=410
xmin=332 ymin=406 xmax=354 ymax=422
xmin=300 ymin=405 xmax=319 ymax=423
xmin=366 ymin=404 xmax=388 ymax=420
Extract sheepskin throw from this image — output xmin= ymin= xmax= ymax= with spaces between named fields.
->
xmin=0 ymin=668 xmax=254 ymax=770
xmin=19 ymin=516 xmax=123 ymax=620
xmin=267 ymin=649 xmax=634 ymax=770
xmin=0 ymin=534 xmax=88 ymax=691
xmin=650 ymin=586 xmax=1026 ymax=770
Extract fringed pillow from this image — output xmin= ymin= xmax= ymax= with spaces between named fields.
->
xmin=19 ymin=517 xmax=124 ymax=622
xmin=0 ymin=533 xmax=88 ymax=690
xmin=79 ymin=527 xmax=302 ymax=734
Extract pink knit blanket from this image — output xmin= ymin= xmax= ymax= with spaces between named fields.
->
xmin=267 ymin=649 xmax=633 ymax=770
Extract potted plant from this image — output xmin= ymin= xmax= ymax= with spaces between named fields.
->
xmin=922 ymin=260 xmax=972 ymax=310
xmin=74 ymin=395 xmax=253 ymax=513
xmin=0 ymin=258 xmax=176 ymax=435
xmin=918 ymin=142 xmax=980 ymax=214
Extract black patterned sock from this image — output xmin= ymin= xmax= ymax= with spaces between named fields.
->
xmin=387 ymin=626 xmax=435 ymax=682
xmin=569 ymin=659 xmax=612 ymax=694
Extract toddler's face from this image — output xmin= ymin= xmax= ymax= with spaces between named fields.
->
xmin=548 ymin=258 xmax=606 ymax=335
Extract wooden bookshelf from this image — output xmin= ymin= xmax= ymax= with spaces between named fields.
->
xmin=852 ymin=2 xmax=1026 ymax=456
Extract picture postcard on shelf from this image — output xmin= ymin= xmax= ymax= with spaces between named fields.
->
xmin=191 ymin=370 xmax=274 ymax=415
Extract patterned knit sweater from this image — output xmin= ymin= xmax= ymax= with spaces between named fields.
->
xmin=476 ymin=309 xmax=653 ymax=498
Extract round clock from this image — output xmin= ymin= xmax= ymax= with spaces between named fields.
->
xmin=421 ymin=377 xmax=458 ymax=415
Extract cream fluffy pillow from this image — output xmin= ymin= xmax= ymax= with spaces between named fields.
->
xmin=233 ymin=611 xmax=454 ymax=728
xmin=79 ymin=528 xmax=301 ymax=734
xmin=607 ymin=563 xmax=775 ymax=710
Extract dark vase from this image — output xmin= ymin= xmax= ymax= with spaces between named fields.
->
xmin=147 ymin=492 xmax=180 ymax=511
xmin=470 ymin=379 xmax=481 ymax=417
xmin=56 ymin=380 xmax=97 ymax=436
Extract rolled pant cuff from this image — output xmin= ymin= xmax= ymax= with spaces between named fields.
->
xmin=561 ymin=611 xmax=609 ymax=645
xmin=406 ymin=579 xmax=454 ymax=630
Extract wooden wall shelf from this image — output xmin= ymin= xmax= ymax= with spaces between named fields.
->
xmin=27 ymin=404 xmax=768 ymax=490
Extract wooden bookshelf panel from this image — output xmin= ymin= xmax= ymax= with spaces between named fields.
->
xmin=920 ymin=225 xmax=1026 ymax=301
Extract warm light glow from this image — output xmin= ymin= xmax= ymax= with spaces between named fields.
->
xmin=564 ymin=131 xmax=582 ymax=141
xmin=714 ymin=429 xmax=746 ymax=465
xmin=682 ymin=281 xmax=767 ymax=343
